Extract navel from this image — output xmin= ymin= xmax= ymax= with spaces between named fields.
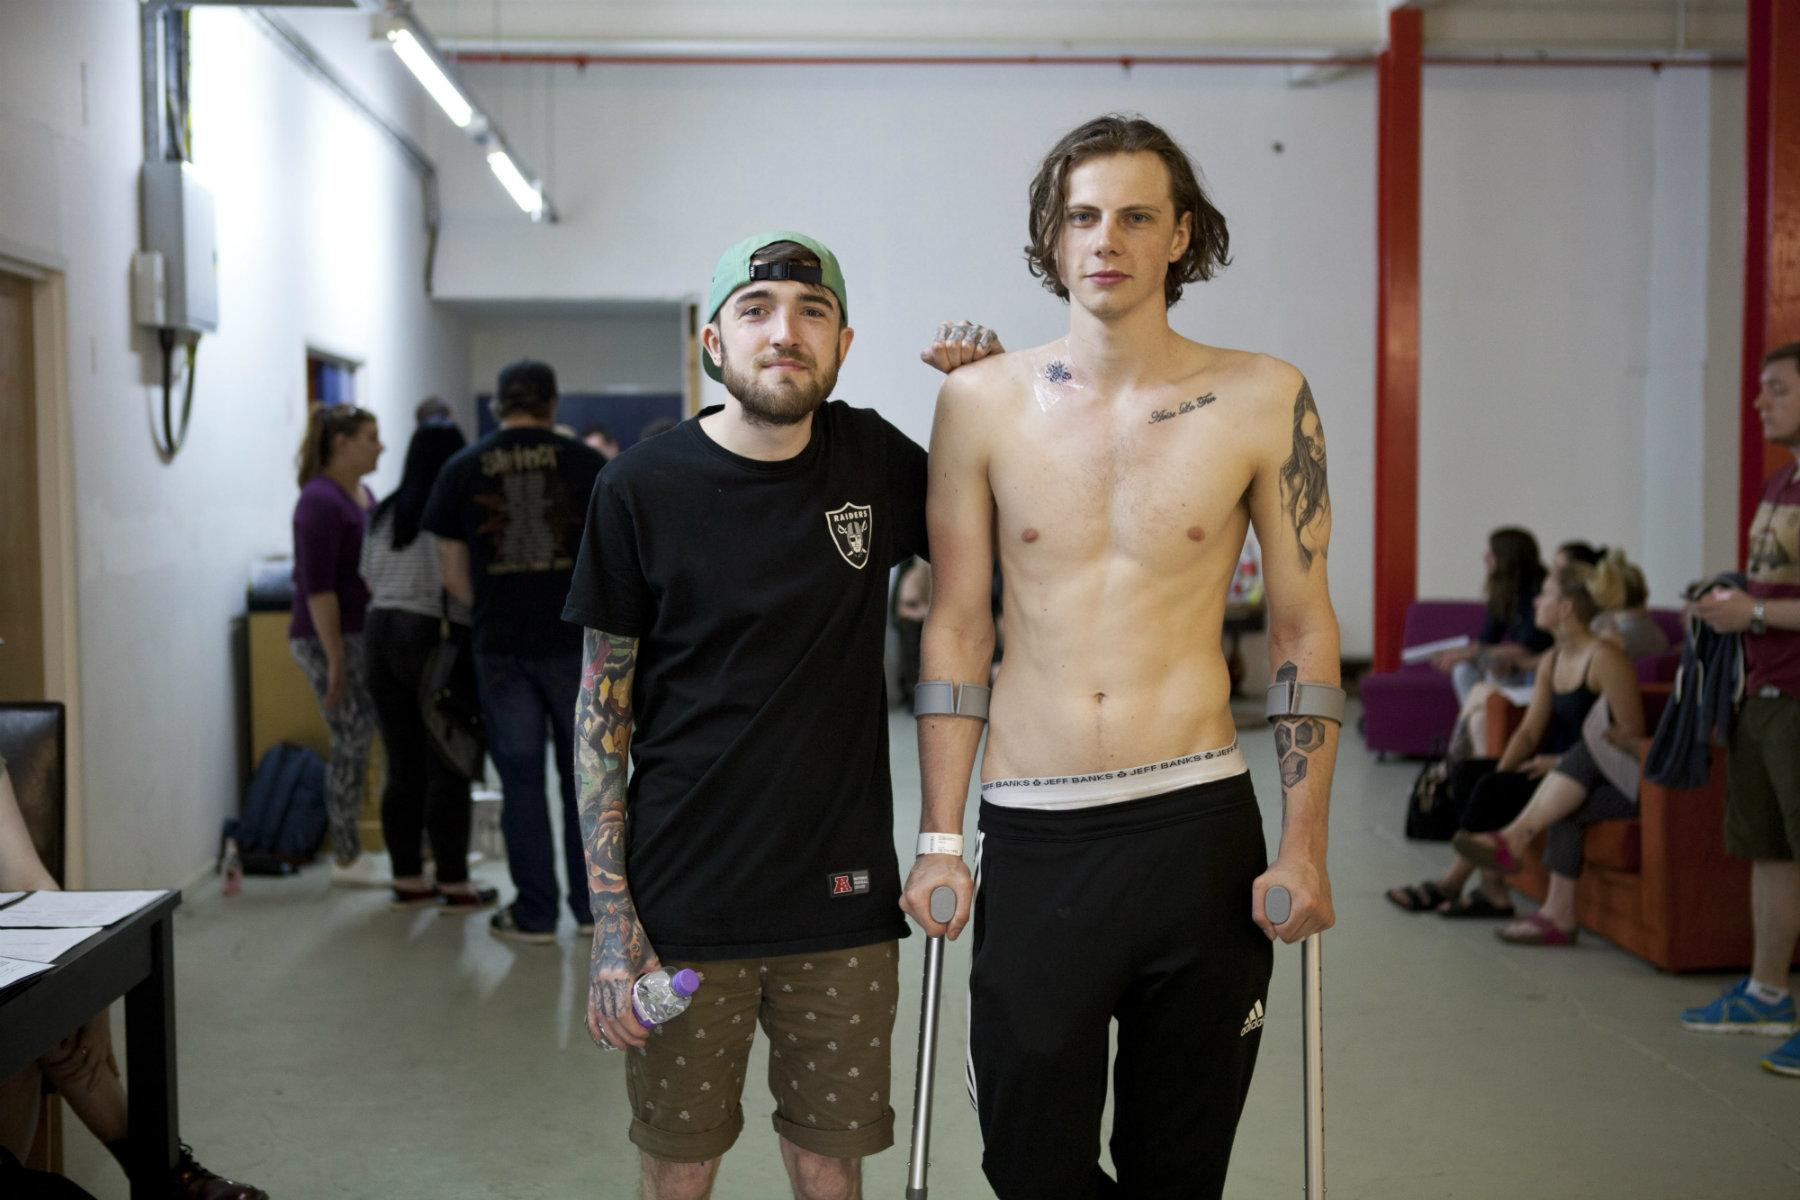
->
xmin=1187 ymin=526 xmax=1206 ymax=542
xmin=1021 ymin=528 xmax=1040 ymax=543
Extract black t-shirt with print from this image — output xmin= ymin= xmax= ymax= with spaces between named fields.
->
xmin=423 ymin=427 xmax=604 ymax=656
xmin=562 ymin=402 xmax=928 ymax=961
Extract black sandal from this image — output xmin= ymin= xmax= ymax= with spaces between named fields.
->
xmin=437 ymin=885 xmax=500 ymax=916
xmin=388 ymin=884 xmax=439 ymax=911
xmin=1385 ymin=880 xmax=1451 ymax=912
xmin=1439 ymin=892 xmax=1516 ymax=919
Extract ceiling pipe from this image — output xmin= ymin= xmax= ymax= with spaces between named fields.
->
xmin=451 ymin=49 xmax=1743 ymax=72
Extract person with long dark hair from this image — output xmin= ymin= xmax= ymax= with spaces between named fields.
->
xmin=290 ymin=403 xmax=386 ymax=886
xmin=1431 ymin=526 xmax=1553 ymax=703
xmin=362 ymin=421 xmax=499 ymax=913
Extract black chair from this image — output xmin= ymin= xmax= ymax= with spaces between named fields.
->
xmin=0 ymin=702 xmax=66 ymax=885
xmin=0 ymin=701 xmax=68 ymax=1174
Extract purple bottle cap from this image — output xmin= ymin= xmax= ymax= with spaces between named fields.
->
xmin=671 ymin=969 xmax=701 ymax=998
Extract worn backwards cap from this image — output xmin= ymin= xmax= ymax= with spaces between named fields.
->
xmin=702 ymin=230 xmax=848 ymax=382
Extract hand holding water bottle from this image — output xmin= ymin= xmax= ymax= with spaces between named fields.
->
xmin=633 ymin=968 xmax=701 ymax=1027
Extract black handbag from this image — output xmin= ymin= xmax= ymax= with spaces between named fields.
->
xmin=419 ymin=602 xmax=485 ymax=780
xmin=1403 ymin=757 xmax=1459 ymax=841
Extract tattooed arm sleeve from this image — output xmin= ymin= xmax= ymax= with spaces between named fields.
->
xmin=576 ymin=627 xmax=651 ymax=999
xmin=1248 ymin=371 xmax=1342 ymax=869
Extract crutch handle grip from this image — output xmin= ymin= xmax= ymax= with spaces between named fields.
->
xmin=1265 ymin=884 xmax=1292 ymax=926
xmin=928 ymin=885 xmax=956 ymax=926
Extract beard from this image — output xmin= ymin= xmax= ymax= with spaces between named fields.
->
xmin=719 ymin=343 xmax=841 ymax=427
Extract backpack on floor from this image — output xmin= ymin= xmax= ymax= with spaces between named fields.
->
xmin=225 ymin=742 xmax=328 ymax=873
xmin=1403 ymin=756 xmax=1459 ymax=841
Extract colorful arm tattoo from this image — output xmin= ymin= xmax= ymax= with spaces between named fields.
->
xmin=576 ymin=628 xmax=644 ymax=1017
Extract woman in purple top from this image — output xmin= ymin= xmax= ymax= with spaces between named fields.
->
xmin=290 ymin=403 xmax=385 ymax=886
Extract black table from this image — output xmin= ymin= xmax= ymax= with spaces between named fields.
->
xmin=0 ymin=890 xmax=181 ymax=1198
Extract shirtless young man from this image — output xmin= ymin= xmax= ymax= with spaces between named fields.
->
xmin=900 ymin=115 xmax=1342 ymax=1199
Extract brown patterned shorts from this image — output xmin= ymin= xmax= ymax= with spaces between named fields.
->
xmin=625 ymin=940 xmax=899 ymax=1163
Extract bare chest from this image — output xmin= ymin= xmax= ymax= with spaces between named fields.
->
xmin=988 ymin=391 xmax=1256 ymax=567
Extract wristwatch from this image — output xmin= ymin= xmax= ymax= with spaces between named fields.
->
xmin=1750 ymin=599 xmax=1768 ymax=636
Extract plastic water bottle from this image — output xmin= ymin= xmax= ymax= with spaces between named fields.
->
xmin=632 ymin=968 xmax=701 ymax=1027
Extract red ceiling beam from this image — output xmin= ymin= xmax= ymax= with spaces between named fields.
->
xmin=1742 ymin=0 xmax=1800 ymax=562
xmin=1373 ymin=7 xmax=1422 ymax=673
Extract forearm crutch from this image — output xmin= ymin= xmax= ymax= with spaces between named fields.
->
xmin=1265 ymin=885 xmax=1325 ymax=1198
xmin=905 ymin=884 xmax=957 ymax=1200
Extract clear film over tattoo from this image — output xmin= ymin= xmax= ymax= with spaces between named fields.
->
xmin=1272 ymin=662 xmax=1328 ymax=790
xmin=576 ymin=628 xmax=644 ymax=1030
xmin=1279 ymin=381 xmax=1331 ymax=571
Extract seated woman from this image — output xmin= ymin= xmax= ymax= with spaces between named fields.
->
xmin=1433 ymin=526 xmax=1554 ymax=706
xmin=1388 ymin=564 xmax=1644 ymax=927
xmin=0 ymin=762 xmax=266 ymax=1199
xmin=1587 ymin=547 xmax=1671 ymax=661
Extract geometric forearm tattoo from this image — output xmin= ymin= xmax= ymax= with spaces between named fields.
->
xmin=1272 ymin=661 xmax=1328 ymax=790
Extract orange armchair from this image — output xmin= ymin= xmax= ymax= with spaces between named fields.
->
xmin=1481 ymin=683 xmax=1781 ymax=972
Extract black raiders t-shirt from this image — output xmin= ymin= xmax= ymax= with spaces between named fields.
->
xmin=562 ymin=402 xmax=928 ymax=960
xmin=423 ymin=427 xmax=604 ymax=656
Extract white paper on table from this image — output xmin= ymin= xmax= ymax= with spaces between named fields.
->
xmin=0 ymin=890 xmax=166 ymax=928
xmin=0 ymin=926 xmax=103 ymax=963
xmin=0 ymin=955 xmax=56 ymax=991
xmin=0 ymin=892 xmax=23 ymax=907
xmin=1400 ymin=635 xmax=1471 ymax=664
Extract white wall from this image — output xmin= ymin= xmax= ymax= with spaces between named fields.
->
xmin=1415 ymin=65 xmax=1743 ymax=609
xmin=434 ymin=62 xmax=1380 ymax=652
xmin=462 ymin=305 xmax=684 ymax=399
xmin=1641 ymin=67 xmax=1746 ymax=606
xmin=0 ymin=1 xmax=466 ymax=887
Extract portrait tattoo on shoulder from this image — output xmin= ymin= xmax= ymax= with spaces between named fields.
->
xmin=1279 ymin=381 xmax=1331 ymax=571
xmin=1272 ymin=661 xmax=1327 ymax=791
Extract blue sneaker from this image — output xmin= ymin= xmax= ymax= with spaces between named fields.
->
xmin=1762 ymin=1030 xmax=1800 ymax=1077
xmin=1680 ymin=978 xmax=1797 ymax=1035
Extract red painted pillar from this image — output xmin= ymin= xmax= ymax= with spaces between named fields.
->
xmin=1374 ymin=8 xmax=1422 ymax=672
xmin=1741 ymin=0 xmax=1800 ymax=562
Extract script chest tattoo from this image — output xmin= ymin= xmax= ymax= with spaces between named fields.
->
xmin=1149 ymin=393 xmax=1217 ymax=425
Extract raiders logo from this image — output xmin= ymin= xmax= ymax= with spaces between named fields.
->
xmin=825 ymin=502 xmax=873 ymax=570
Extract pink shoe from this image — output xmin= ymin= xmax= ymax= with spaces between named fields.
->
xmin=1451 ymin=830 xmax=1523 ymax=875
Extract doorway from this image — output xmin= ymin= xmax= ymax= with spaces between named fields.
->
xmin=0 ymin=269 xmax=45 ymax=700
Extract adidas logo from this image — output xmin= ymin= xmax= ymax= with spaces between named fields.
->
xmin=1240 ymin=1000 xmax=1265 ymax=1036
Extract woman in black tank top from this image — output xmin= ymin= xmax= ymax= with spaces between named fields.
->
xmin=1387 ymin=564 xmax=1645 ymax=925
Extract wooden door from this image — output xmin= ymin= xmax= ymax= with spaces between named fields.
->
xmin=0 ymin=270 xmax=45 ymax=700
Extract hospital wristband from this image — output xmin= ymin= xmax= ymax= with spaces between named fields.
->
xmin=916 ymin=832 xmax=965 ymax=858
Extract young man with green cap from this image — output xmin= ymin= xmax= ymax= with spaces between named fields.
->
xmin=562 ymin=232 xmax=995 ymax=1199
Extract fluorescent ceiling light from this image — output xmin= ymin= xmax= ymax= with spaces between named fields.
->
xmin=486 ymin=150 xmax=544 ymax=219
xmin=387 ymin=28 xmax=473 ymax=128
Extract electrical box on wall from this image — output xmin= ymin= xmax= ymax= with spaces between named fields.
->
xmin=138 ymin=160 xmax=219 ymax=333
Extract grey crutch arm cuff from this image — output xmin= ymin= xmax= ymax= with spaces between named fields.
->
xmin=914 ymin=680 xmax=991 ymax=722
xmin=1265 ymin=681 xmax=1347 ymax=725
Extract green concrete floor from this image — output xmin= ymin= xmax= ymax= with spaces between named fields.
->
xmin=62 ymin=705 xmax=1800 ymax=1197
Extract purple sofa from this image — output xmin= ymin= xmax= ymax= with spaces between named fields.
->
xmin=1359 ymin=600 xmax=1486 ymax=757
xmin=1358 ymin=601 xmax=1686 ymax=757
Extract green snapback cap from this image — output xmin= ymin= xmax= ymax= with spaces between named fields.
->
xmin=702 ymin=230 xmax=848 ymax=382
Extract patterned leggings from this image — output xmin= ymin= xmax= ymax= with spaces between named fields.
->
xmin=289 ymin=635 xmax=376 ymax=861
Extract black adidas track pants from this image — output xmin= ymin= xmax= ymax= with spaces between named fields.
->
xmin=967 ymin=773 xmax=1274 ymax=1200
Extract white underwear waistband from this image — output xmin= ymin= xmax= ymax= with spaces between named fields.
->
xmin=979 ymin=742 xmax=1247 ymax=812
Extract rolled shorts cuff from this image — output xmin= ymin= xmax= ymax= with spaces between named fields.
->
xmin=629 ymin=1106 xmax=744 ymax=1164
xmin=770 ymin=1106 xmax=894 ymax=1160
